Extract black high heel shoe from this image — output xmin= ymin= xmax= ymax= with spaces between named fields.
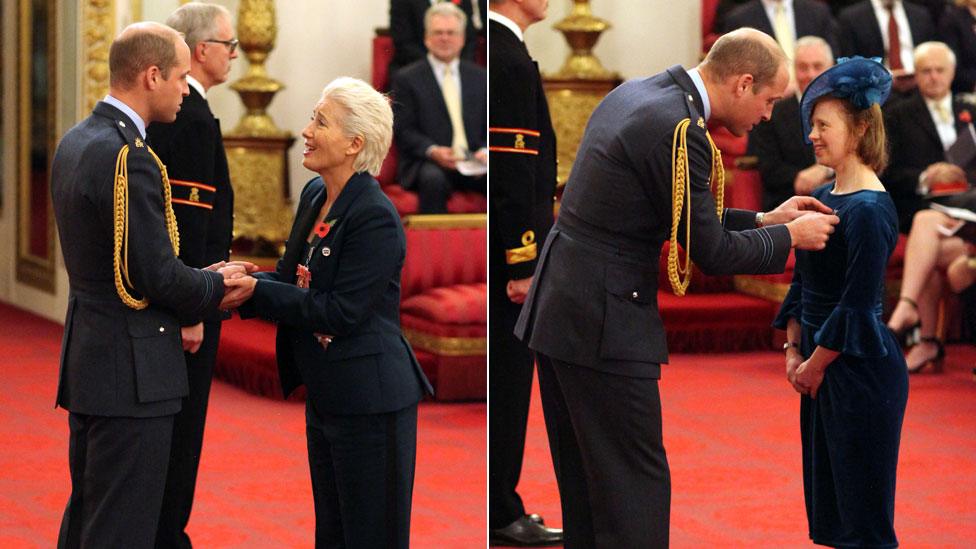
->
xmin=907 ymin=337 xmax=945 ymax=374
xmin=891 ymin=296 xmax=922 ymax=347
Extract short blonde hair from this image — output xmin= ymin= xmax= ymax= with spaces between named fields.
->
xmin=320 ymin=77 xmax=393 ymax=176
xmin=425 ymin=2 xmax=467 ymax=35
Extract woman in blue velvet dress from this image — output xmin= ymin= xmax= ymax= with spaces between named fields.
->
xmin=773 ymin=58 xmax=909 ymax=547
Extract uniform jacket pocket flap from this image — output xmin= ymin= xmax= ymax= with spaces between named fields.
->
xmin=325 ymin=332 xmax=384 ymax=360
xmin=126 ymin=310 xmax=180 ymax=338
xmin=604 ymin=264 xmax=656 ymax=304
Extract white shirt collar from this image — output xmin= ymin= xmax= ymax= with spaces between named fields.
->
xmin=687 ymin=68 xmax=712 ymax=122
xmin=427 ymin=53 xmax=460 ymax=76
xmin=187 ymin=75 xmax=206 ymax=99
xmin=488 ymin=11 xmax=523 ymax=42
xmin=103 ymin=94 xmax=147 ymax=138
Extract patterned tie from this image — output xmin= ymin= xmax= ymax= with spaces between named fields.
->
xmin=886 ymin=1 xmax=904 ymax=71
xmin=442 ymin=64 xmax=469 ymax=157
xmin=771 ymin=0 xmax=795 ymax=61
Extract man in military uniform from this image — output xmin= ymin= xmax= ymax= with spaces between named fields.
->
xmin=51 ymin=22 xmax=253 ymax=548
xmin=487 ymin=0 xmax=562 ymax=546
xmin=145 ymin=4 xmax=238 ymax=547
xmin=514 ymin=28 xmax=840 ymax=548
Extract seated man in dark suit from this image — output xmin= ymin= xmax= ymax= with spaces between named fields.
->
xmin=885 ymin=41 xmax=973 ymax=232
xmin=720 ymin=0 xmax=839 ymax=63
xmin=392 ymin=1 xmax=487 ymax=213
xmin=388 ymin=0 xmax=483 ymax=79
xmin=750 ymin=35 xmax=836 ymax=210
xmin=837 ymin=0 xmax=935 ymax=96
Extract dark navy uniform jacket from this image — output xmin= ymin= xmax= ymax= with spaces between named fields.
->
xmin=488 ymin=19 xmax=556 ymax=281
xmin=239 ymin=174 xmax=433 ymax=414
xmin=51 ymin=101 xmax=226 ymax=417
xmin=147 ymin=86 xmax=234 ymax=323
xmin=147 ymin=87 xmax=234 ymax=272
xmin=516 ymin=66 xmax=793 ymax=379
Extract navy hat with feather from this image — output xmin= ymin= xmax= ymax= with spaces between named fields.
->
xmin=799 ymin=56 xmax=892 ymax=144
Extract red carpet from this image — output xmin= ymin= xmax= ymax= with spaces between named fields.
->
xmin=0 ymin=303 xmax=485 ymax=548
xmin=511 ymin=352 xmax=976 ymax=548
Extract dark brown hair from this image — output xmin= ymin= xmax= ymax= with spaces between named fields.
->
xmin=815 ymin=96 xmax=888 ymax=173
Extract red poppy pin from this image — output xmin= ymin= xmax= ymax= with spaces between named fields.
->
xmin=960 ymin=110 xmax=972 ymax=124
xmin=315 ymin=221 xmax=331 ymax=238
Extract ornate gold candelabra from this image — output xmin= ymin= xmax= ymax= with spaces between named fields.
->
xmin=224 ymin=0 xmax=294 ymax=256
xmin=544 ymin=0 xmax=621 ymax=186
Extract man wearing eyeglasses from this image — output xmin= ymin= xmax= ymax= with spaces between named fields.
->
xmin=146 ymin=3 xmax=238 ymax=547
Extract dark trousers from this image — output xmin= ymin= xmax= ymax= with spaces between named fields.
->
xmin=537 ymin=355 xmax=670 ymax=549
xmin=305 ymin=400 xmax=418 ymax=549
xmin=416 ymin=161 xmax=486 ymax=214
xmin=58 ymin=413 xmax=174 ymax=549
xmin=488 ymin=276 xmax=534 ymax=528
xmin=155 ymin=321 xmax=221 ymax=549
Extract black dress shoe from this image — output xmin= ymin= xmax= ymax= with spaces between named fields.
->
xmin=489 ymin=514 xmax=563 ymax=547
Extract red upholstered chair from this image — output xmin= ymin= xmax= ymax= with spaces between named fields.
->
xmin=399 ymin=215 xmax=487 ymax=400
xmin=702 ymin=0 xmax=722 ymax=53
xmin=373 ymin=30 xmax=395 ymax=92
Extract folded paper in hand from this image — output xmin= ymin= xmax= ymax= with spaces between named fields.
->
xmin=931 ymin=202 xmax=976 ymax=242
xmin=456 ymin=157 xmax=487 ymax=177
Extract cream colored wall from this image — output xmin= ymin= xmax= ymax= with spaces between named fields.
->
xmin=525 ymin=1 xmax=702 ymax=81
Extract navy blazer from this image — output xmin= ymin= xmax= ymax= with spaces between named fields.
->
xmin=939 ymin=5 xmax=976 ymax=94
xmin=240 ymin=173 xmax=432 ymax=414
xmin=721 ymin=0 xmax=839 ymax=53
xmin=837 ymin=0 xmax=935 ymax=61
xmin=515 ymin=66 xmax=792 ymax=379
xmin=391 ymin=57 xmax=487 ymax=190
xmin=51 ymin=101 xmax=226 ymax=417
xmin=883 ymin=91 xmax=976 ymax=231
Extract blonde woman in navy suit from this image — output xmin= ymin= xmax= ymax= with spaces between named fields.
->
xmin=235 ymin=77 xmax=433 ymax=548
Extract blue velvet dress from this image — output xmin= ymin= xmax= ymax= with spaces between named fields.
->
xmin=773 ymin=185 xmax=909 ymax=548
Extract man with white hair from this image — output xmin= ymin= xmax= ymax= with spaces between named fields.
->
xmin=392 ymin=2 xmax=487 ymax=214
xmin=145 ymin=3 xmax=239 ymax=546
xmin=750 ymin=35 xmax=836 ymax=210
xmin=885 ymin=41 xmax=974 ymax=232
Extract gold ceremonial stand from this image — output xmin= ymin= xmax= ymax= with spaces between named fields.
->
xmin=543 ymin=0 xmax=622 ymax=189
xmin=225 ymin=0 xmax=294 ymax=258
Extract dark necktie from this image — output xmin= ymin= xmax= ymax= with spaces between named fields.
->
xmin=886 ymin=1 xmax=904 ymax=71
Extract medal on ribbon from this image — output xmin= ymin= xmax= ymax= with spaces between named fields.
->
xmin=296 ymin=264 xmax=311 ymax=288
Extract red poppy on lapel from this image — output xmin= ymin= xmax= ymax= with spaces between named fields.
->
xmin=960 ymin=110 xmax=972 ymax=124
xmin=315 ymin=222 xmax=331 ymax=238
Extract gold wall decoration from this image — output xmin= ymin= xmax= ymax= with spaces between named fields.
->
xmin=544 ymin=0 xmax=621 ymax=186
xmin=82 ymin=0 xmax=114 ymax=114
xmin=225 ymin=0 xmax=294 ymax=256
xmin=16 ymin=0 xmax=58 ymax=293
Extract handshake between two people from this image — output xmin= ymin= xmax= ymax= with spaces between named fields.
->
xmin=766 ymin=196 xmax=841 ymax=251
xmin=208 ymin=260 xmax=260 ymax=311
xmin=181 ymin=260 xmax=261 ymax=354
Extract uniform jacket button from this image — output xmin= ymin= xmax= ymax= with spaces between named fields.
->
xmin=159 ymin=326 xmax=165 ymax=333
xmin=632 ymin=291 xmax=639 ymax=299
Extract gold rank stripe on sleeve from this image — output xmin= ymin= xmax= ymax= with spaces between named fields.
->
xmin=170 ymin=179 xmax=216 ymax=209
xmin=489 ymin=126 xmax=540 ymax=155
xmin=505 ymin=230 xmax=538 ymax=265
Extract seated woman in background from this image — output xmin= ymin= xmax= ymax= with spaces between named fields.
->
xmin=234 ymin=77 xmax=433 ymax=548
xmin=774 ymin=57 xmax=909 ymax=548
xmin=886 ymin=207 xmax=971 ymax=373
